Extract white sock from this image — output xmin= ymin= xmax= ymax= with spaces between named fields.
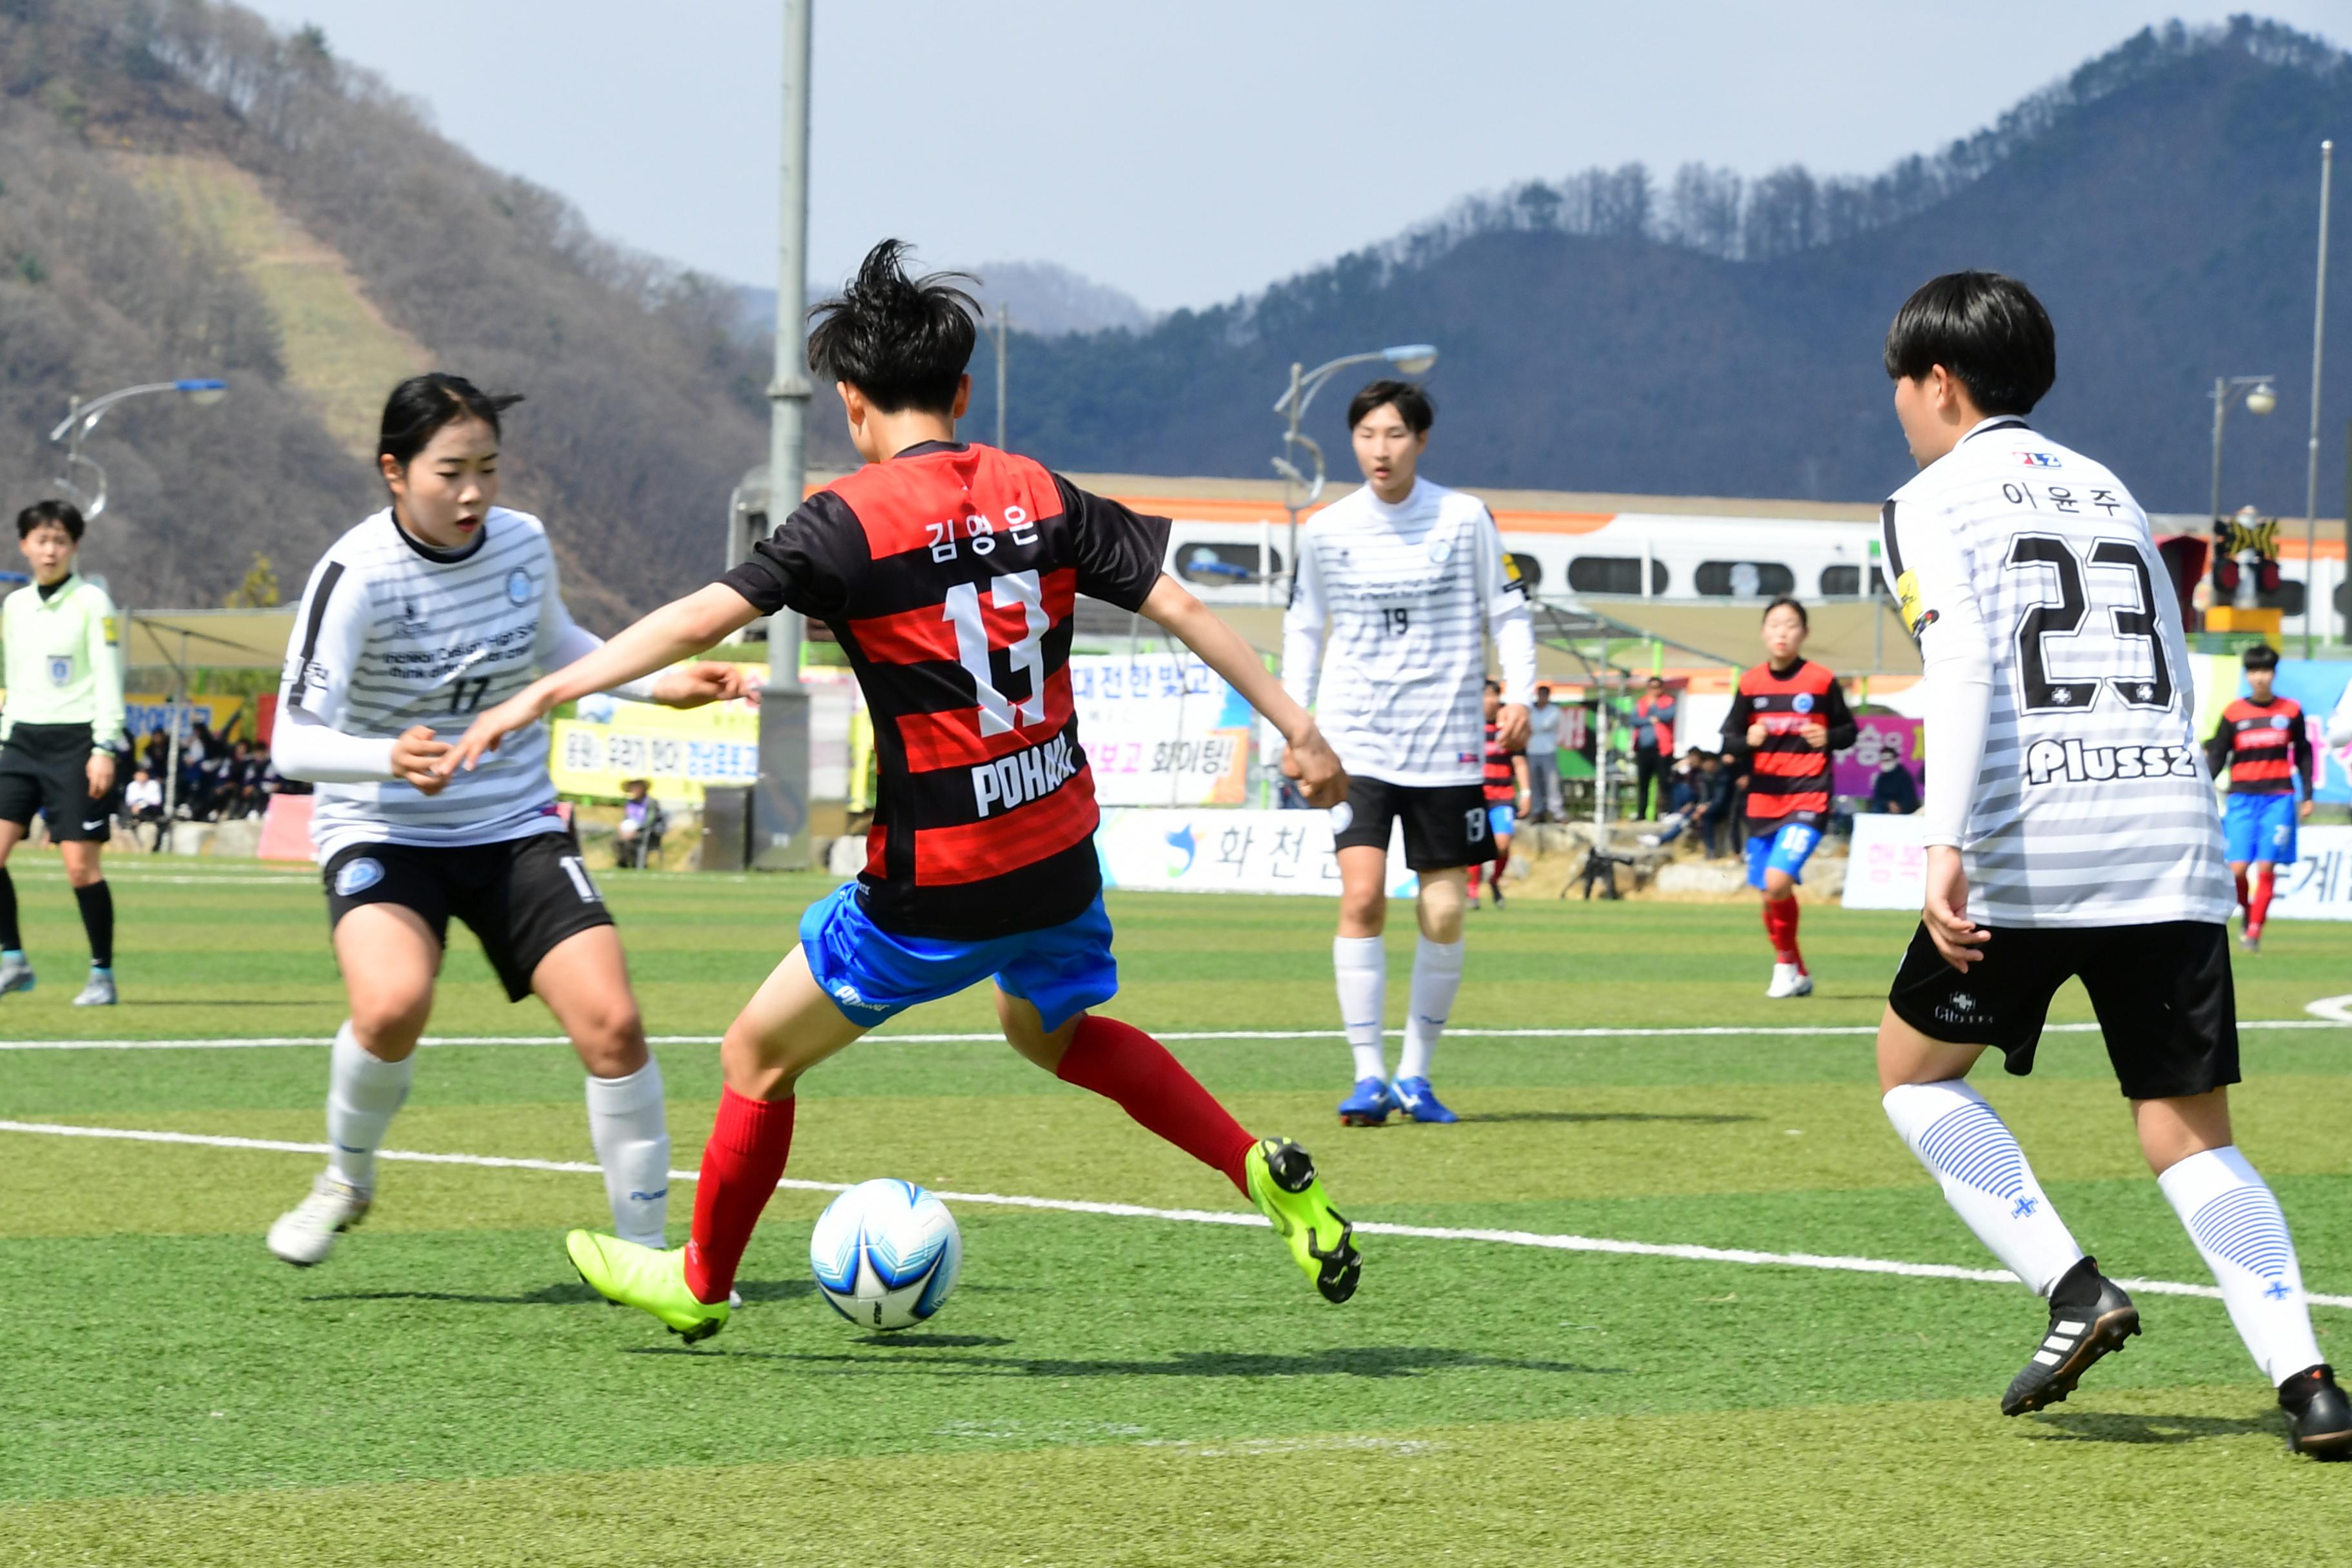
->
xmin=1334 ymin=936 xmax=1387 ymax=1081
xmin=2159 ymin=1145 xmax=2325 ymax=1386
xmin=1883 ymin=1080 xmax=2083 ymax=1295
xmin=1396 ymin=935 xmax=1464 ymax=1082
xmin=585 ymin=1058 xmax=672 ymax=1249
xmin=326 ymin=1021 xmax=411 ymax=1193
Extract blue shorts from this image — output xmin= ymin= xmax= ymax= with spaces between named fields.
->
xmin=799 ymin=883 xmax=1119 ymax=1033
xmin=1487 ymin=802 xmax=1517 ymax=840
xmin=2223 ymin=792 xmax=2298 ymax=865
xmin=1745 ymin=820 xmax=1822 ymax=890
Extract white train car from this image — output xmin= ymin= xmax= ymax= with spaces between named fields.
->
xmin=1156 ymin=502 xmax=2346 ymax=640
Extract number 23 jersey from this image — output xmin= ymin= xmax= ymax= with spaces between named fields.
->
xmin=1883 ymin=416 xmax=2230 ymax=926
xmin=282 ymin=507 xmax=586 ymax=860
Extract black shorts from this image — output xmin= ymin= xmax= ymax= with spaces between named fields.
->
xmin=0 ymin=723 xmax=113 ymax=843
xmin=1329 ymin=776 xmax=1494 ymax=871
xmin=1887 ymin=919 xmax=2239 ymax=1099
xmin=323 ymin=831 xmax=613 ymax=1002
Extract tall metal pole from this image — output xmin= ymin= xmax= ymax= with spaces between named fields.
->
xmin=754 ymin=0 xmax=814 ymax=869
xmin=2305 ymin=140 xmax=2333 ymax=658
xmin=994 ymin=307 xmax=1009 ymax=451
xmin=2210 ymin=375 xmax=2229 ymax=527
xmin=1281 ymin=361 xmax=1304 ymax=589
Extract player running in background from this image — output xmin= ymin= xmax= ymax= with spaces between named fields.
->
xmin=264 ymin=375 xmax=758 ymax=1268
xmin=442 ymin=242 xmax=1362 ymax=1341
xmin=2204 ymin=642 xmax=2313 ymax=952
xmin=1718 ymin=598 xmax=1852 ymax=999
xmin=1874 ymin=271 xmax=2347 ymax=1456
xmin=1464 ymin=680 xmax=1528 ymax=909
xmin=1282 ymin=380 xmax=1537 ymax=1126
xmin=0 ymin=500 xmax=126 ymax=1006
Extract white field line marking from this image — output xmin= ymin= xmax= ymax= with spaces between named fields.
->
xmin=2308 ymin=995 xmax=2352 ymax=1025
xmin=3 ymin=1117 xmax=2347 ymax=1312
xmin=5 ymin=1019 xmax=2349 ymax=1052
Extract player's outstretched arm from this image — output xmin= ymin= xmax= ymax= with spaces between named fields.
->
xmin=440 ymin=584 xmax=763 ymax=775
xmin=1139 ymin=573 xmax=1348 ymax=808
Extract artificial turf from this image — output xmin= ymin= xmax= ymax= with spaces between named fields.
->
xmin=0 ymin=859 xmax=2346 ymax=1565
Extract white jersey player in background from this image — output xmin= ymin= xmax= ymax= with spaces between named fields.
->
xmin=1871 ymin=274 xmax=2348 ymax=1456
xmin=1281 ymin=380 xmax=1536 ymax=1127
xmin=265 ymin=375 xmax=757 ymax=1269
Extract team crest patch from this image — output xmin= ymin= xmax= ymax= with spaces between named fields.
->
xmin=2271 ymin=714 xmax=2291 ymax=729
xmin=46 ymin=656 xmax=72 ymax=687
xmin=1428 ymin=537 xmax=1453 ymax=564
xmin=505 ymin=568 xmax=534 ymax=605
xmin=335 ymin=858 xmax=386 ymax=897
xmin=1792 ymin=692 xmax=1815 ymax=714
xmin=1328 ymin=801 xmax=1355 ymax=834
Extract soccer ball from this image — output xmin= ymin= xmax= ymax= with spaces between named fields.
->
xmin=808 ymin=1179 xmax=962 ymax=1331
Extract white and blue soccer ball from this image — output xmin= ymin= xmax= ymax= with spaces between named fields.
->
xmin=808 ymin=1179 xmax=962 ymax=1331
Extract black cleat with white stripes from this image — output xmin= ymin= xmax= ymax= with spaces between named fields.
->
xmin=2001 ymin=1257 xmax=2141 ymax=1417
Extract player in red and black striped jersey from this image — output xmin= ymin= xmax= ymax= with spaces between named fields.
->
xmin=444 ymin=242 xmax=1364 ymax=1337
xmin=1465 ymin=680 xmax=1528 ymax=908
xmin=1718 ymin=598 xmax=1855 ymax=997
xmin=2203 ymin=643 xmax=2315 ymax=950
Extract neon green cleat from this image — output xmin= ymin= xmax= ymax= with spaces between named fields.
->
xmin=1244 ymin=1137 xmax=1362 ymax=1303
xmin=565 ymin=1230 xmax=730 ymax=1342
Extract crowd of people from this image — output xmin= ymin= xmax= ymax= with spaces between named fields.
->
xmin=115 ymin=723 xmax=300 ymax=849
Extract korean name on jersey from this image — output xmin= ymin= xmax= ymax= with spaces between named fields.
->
xmin=282 ymin=507 xmax=575 ymax=859
xmin=1284 ymin=479 xmax=1529 ymax=787
xmin=1883 ymin=419 xmax=2231 ymax=926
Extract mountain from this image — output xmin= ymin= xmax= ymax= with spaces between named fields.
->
xmin=0 ymin=0 xmax=823 ymax=626
xmin=736 ymin=259 xmax=1154 ymax=342
xmin=968 ymin=19 xmax=2352 ymax=519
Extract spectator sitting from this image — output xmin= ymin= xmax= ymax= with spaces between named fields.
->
xmin=614 ymin=779 xmax=667 ymax=869
xmin=122 ymin=765 xmax=166 ymax=851
xmin=1870 ymin=751 xmax=1921 ymax=814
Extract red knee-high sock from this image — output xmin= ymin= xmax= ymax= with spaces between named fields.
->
xmin=2234 ymin=868 xmax=2251 ymax=914
xmin=2249 ymin=865 xmax=2276 ymax=936
xmin=1762 ymin=897 xmax=1803 ymax=968
xmin=1465 ymin=862 xmax=1483 ymax=897
xmin=683 ymin=1088 xmax=796 ymax=1304
xmin=1057 ymin=1015 xmax=1256 ymax=1193
xmin=1493 ymin=843 xmax=1511 ymax=885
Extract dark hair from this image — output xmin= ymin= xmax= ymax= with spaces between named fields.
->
xmin=1646 ymin=675 xmax=1665 ymax=687
xmin=1883 ymin=271 xmax=2055 ymax=415
xmin=16 ymin=498 xmax=84 ymax=542
xmin=1483 ymin=678 xmax=1501 ymax=693
xmin=807 ymin=240 xmax=979 ymax=415
xmin=1346 ymin=378 xmax=1435 ymax=435
xmin=378 ymin=373 xmax=524 ymax=469
xmin=1762 ymin=595 xmax=1808 ymax=629
xmin=2243 ymin=642 xmax=2280 ymax=671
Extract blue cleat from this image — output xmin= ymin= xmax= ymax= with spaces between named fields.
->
xmin=1390 ymin=1077 xmax=1458 ymax=1124
xmin=1337 ymin=1076 xmax=1396 ymax=1127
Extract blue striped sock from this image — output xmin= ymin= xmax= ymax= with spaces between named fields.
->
xmin=1884 ymin=1079 xmax=2084 ymax=1296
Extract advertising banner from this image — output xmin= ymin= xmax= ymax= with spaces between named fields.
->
xmin=122 ymin=693 xmax=254 ymax=745
xmin=1841 ymin=810 xmax=1926 ymax=910
xmin=1834 ymin=715 xmax=1924 ymax=798
xmin=1095 ymin=807 xmax=1414 ymax=897
xmin=2273 ymin=825 xmax=2352 ymax=921
xmin=1070 ymin=654 xmax=1251 ymax=807
xmin=550 ymin=695 xmax=760 ymax=804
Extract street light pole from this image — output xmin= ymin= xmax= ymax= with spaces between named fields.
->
xmin=2305 ymin=139 xmax=2333 ymax=657
xmin=48 ymin=378 xmax=229 ymax=519
xmin=992 ymin=306 xmax=1010 ymax=451
xmin=2208 ymin=373 xmax=2279 ymax=525
xmin=1269 ymin=344 xmax=1438 ymax=593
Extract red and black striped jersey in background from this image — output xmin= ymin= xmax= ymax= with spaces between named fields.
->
xmin=2206 ymin=695 xmax=2313 ymax=797
xmin=1719 ymin=658 xmax=1856 ymax=831
xmin=1482 ymin=719 xmax=1518 ymax=804
xmin=721 ymin=441 xmax=1170 ymax=938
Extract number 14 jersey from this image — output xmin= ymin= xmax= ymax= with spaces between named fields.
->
xmin=1883 ymin=416 xmax=2230 ymax=927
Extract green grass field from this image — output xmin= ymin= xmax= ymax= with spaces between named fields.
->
xmin=2 ymin=859 xmax=2348 ymax=1566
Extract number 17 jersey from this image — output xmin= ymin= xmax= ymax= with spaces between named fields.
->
xmin=1883 ymin=416 xmax=2230 ymax=927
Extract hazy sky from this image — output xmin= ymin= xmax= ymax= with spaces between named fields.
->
xmin=240 ymin=2 xmax=2347 ymax=311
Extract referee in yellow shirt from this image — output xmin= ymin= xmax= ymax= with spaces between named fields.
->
xmin=0 ymin=500 xmax=127 ymax=1005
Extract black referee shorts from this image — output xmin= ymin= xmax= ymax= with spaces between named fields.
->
xmin=1329 ymin=776 xmax=1493 ymax=870
xmin=1887 ymin=919 xmax=2239 ymax=1100
xmin=0 ymin=723 xmax=115 ymax=843
xmin=323 ymin=831 xmax=614 ymax=1001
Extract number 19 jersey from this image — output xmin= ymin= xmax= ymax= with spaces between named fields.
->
xmin=1883 ymin=416 xmax=2231 ymax=927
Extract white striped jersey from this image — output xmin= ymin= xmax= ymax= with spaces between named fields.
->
xmin=1281 ymin=478 xmax=1534 ymax=787
xmin=280 ymin=507 xmax=583 ymax=859
xmin=1883 ymin=416 xmax=2231 ymax=927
